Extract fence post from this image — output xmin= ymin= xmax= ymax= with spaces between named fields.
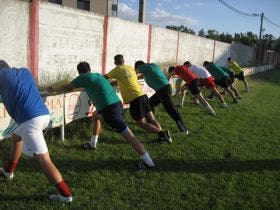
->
xmin=102 ymin=16 xmax=109 ymax=74
xmin=212 ymin=40 xmax=216 ymax=62
xmin=147 ymin=25 xmax=152 ymax=63
xmin=28 ymin=0 xmax=39 ymax=81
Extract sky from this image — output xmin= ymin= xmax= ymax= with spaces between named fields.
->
xmin=116 ymin=0 xmax=280 ymax=38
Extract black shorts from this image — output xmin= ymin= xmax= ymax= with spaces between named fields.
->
xmin=99 ymin=101 xmax=128 ymax=133
xmin=186 ymin=79 xmax=200 ymax=95
xmin=229 ymin=72 xmax=235 ymax=82
xmin=129 ymin=95 xmax=152 ymax=121
xmin=215 ymin=76 xmax=232 ymax=88
xmin=235 ymin=72 xmax=245 ymax=80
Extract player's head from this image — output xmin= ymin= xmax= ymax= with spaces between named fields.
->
xmin=183 ymin=61 xmax=191 ymax=67
xmin=114 ymin=54 xmax=124 ymax=65
xmin=134 ymin=60 xmax=145 ymax=70
xmin=0 ymin=60 xmax=10 ymax=69
xmin=168 ymin=66 xmax=175 ymax=73
xmin=227 ymin=57 xmax=232 ymax=62
xmin=203 ymin=61 xmax=210 ymax=67
xmin=77 ymin=61 xmax=91 ymax=74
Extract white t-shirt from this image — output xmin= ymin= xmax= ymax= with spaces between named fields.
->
xmin=189 ymin=65 xmax=211 ymax=79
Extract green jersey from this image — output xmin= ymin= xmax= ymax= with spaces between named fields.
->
xmin=207 ymin=63 xmax=228 ymax=81
xmin=71 ymin=73 xmax=120 ymax=112
xmin=138 ymin=63 xmax=169 ymax=91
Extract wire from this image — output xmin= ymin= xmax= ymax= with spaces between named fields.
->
xmin=217 ymin=0 xmax=255 ymax=17
xmin=264 ymin=16 xmax=280 ymax=29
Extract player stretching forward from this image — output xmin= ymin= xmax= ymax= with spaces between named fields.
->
xmin=228 ymin=57 xmax=249 ymax=92
xmin=104 ymin=55 xmax=171 ymax=143
xmin=183 ymin=61 xmax=228 ymax=108
xmin=134 ymin=61 xmax=188 ymax=134
xmin=203 ymin=61 xmax=241 ymax=103
xmin=168 ymin=65 xmax=216 ymax=115
xmin=0 ymin=60 xmax=72 ymax=203
xmin=48 ymin=62 xmax=155 ymax=169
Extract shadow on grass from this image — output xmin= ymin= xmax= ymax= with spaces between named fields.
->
xmin=0 ymin=194 xmax=46 ymax=202
xmin=17 ymin=158 xmax=280 ymax=174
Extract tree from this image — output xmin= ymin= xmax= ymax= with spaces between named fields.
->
xmin=166 ymin=25 xmax=195 ymax=35
xmin=198 ymin=29 xmax=206 ymax=37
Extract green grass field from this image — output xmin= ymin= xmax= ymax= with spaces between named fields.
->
xmin=1 ymin=69 xmax=280 ymax=209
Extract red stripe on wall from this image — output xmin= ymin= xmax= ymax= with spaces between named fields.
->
xmin=28 ymin=0 xmax=39 ymax=81
xmin=147 ymin=25 xmax=152 ymax=63
xmin=102 ymin=16 xmax=109 ymax=74
xmin=212 ymin=40 xmax=216 ymax=62
xmin=175 ymin=31 xmax=180 ymax=65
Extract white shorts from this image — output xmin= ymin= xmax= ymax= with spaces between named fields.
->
xmin=14 ymin=115 xmax=50 ymax=157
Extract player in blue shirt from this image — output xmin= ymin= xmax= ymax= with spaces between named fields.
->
xmin=0 ymin=60 xmax=72 ymax=203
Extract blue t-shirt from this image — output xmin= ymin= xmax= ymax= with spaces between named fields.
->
xmin=0 ymin=68 xmax=49 ymax=125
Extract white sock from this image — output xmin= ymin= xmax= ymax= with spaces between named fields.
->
xmin=90 ymin=135 xmax=98 ymax=148
xmin=206 ymin=104 xmax=216 ymax=115
xmin=179 ymin=94 xmax=185 ymax=107
xmin=141 ymin=151 xmax=155 ymax=167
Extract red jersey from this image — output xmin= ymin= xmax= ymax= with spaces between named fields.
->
xmin=174 ymin=65 xmax=197 ymax=85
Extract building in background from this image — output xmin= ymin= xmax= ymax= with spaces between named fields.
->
xmin=47 ymin=0 xmax=118 ymax=16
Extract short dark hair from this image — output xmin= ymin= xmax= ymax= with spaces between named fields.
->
xmin=0 ymin=60 xmax=10 ymax=69
xmin=203 ymin=61 xmax=210 ymax=67
xmin=183 ymin=61 xmax=191 ymax=66
xmin=168 ymin=66 xmax=175 ymax=73
xmin=114 ymin=54 xmax=124 ymax=65
xmin=134 ymin=60 xmax=145 ymax=69
xmin=77 ymin=62 xmax=91 ymax=74
xmin=227 ymin=57 xmax=232 ymax=62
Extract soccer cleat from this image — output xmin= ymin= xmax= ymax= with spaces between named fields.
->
xmin=137 ymin=161 xmax=155 ymax=170
xmin=194 ymin=98 xmax=200 ymax=105
xmin=82 ymin=142 xmax=96 ymax=150
xmin=49 ymin=193 xmax=73 ymax=203
xmin=0 ymin=167 xmax=14 ymax=180
xmin=221 ymin=102 xmax=228 ymax=108
xmin=233 ymin=98 xmax=240 ymax=104
xmin=164 ymin=130 xmax=172 ymax=143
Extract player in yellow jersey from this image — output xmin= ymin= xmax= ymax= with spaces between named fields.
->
xmin=228 ymin=57 xmax=249 ymax=92
xmin=104 ymin=55 xmax=171 ymax=143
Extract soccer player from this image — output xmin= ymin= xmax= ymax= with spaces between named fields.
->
xmin=203 ymin=61 xmax=240 ymax=103
xmin=48 ymin=61 xmax=155 ymax=169
xmin=0 ymin=60 xmax=73 ymax=203
xmin=228 ymin=57 xmax=249 ymax=92
xmin=134 ymin=61 xmax=188 ymax=134
xmin=183 ymin=61 xmax=228 ymax=108
xmin=168 ymin=65 xmax=216 ymax=115
xmin=104 ymin=55 xmax=171 ymax=143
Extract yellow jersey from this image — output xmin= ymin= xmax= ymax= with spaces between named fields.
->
xmin=228 ymin=60 xmax=243 ymax=74
xmin=107 ymin=64 xmax=144 ymax=103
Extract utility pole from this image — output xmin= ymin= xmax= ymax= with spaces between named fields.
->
xmin=138 ymin=0 xmax=146 ymax=23
xmin=258 ymin=12 xmax=264 ymax=40
xmin=253 ymin=12 xmax=264 ymax=61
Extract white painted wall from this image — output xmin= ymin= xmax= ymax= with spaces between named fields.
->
xmin=214 ymin=41 xmax=231 ymax=66
xmin=150 ymin=27 xmax=178 ymax=64
xmin=178 ymin=33 xmax=214 ymax=66
xmin=0 ymin=0 xmax=29 ymax=68
xmin=38 ymin=2 xmax=104 ymax=84
xmin=231 ymin=41 xmax=255 ymax=66
xmin=106 ymin=17 xmax=149 ymax=72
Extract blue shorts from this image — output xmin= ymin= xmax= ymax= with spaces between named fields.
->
xmin=99 ymin=101 xmax=128 ymax=133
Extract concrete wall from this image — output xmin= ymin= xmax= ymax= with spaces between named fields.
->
xmin=39 ymin=2 xmax=104 ymax=84
xmin=150 ymin=27 xmax=178 ymax=64
xmin=214 ymin=40 xmax=231 ymax=66
xmin=1 ymin=0 xmax=266 ymax=86
xmin=106 ymin=17 xmax=149 ymax=71
xmin=178 ymin=33 xmax=214 ymax=66
xmin=231 ymin=41 xmax=255 ymax=66
xmin=0 ymin=0 xmax=29 ymax=68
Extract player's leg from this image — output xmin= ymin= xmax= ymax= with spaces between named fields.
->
xmin=195 ymin=93 xmax=216 ymax=115
xmin=101 ymin=102 xmax=155 ymax=168
xmin=82 ymin=114 xmax=101 ymax=149
xmin=36 ymin=153 xmax=72 ymax=202
xmin=149 ymin=91 xmax=161 ymax=113
xmin=209 ymin=86 xmax=228 ymax=108
xmin=178 ymin=85 xmax=187 ymax=107
xmin=0 ymin=133 xmax=22 ymax=180
xmin=158 ymin=85 xmax=188 ymax=133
